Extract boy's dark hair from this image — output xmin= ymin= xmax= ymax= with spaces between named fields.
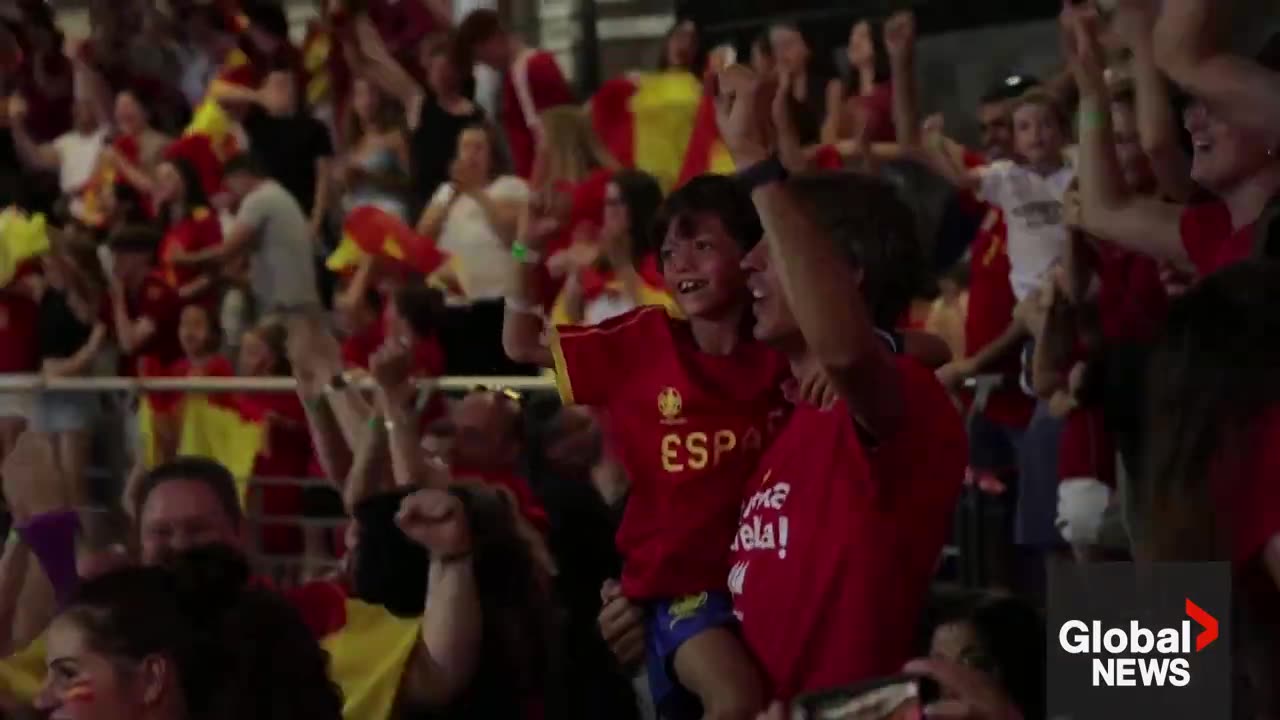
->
xmin=456 ymin=9 xmax=503 ymax=55
xmin=135 ymin=457 xmax=243 ymax=527
xmin=651 ymin=174 xmax=763 ymax=261
xmin=785 ymin=172 xmax=924 ymax=331
xmin=222 ymin=153 xmax=267 ymax=179
xmin=980 ymin=74 xmax=1041 ymax=106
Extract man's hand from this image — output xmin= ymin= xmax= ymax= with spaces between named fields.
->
xmin=771 ymin=72 xmax=809 ymax=172
xmin=1152 ymin=0 xmax=1218 ymax=75
xmin=2 ymin=433 xmax=71 ymax=523
xmin=597 ymin=579 xmax=645 ymax=671
xmin=884 ymin=11 xmax=917 ymax=65
xmin=369 ymin=337 xmax=415 ymax=401
xmin=936 ymin=357 xmax=978 ymax=390
xmin=715 ymin=64 xmax=774 ymax=167
xmin=396 ymin=489 xmax=472 ymax=556
xmin=6 ymin=95 xmax=26 ymax=123
xmin=519 ymin=191 xmax=565 ymax=252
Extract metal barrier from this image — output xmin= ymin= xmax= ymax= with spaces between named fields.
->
xmin=0 ymin=374 xmax=558 ymax=393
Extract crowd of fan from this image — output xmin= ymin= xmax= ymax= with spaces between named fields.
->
xmin=0 ymin=0 xmax=1277 ymax=718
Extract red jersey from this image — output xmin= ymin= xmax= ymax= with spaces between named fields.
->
xmin=1219 ymin=405 xmax=1280 ymax=568
xmin=502 ymin=50 xmax=575 ymax=179
xmin=1091 ymin=241 xmax=1168 ymax=342
xmin=552 ymin=306 xmax=790 ymax=599
xmin=0 ymin=288 xmax=40 ymax=374
xmin=141 ymin=354 xmax=235 ymax=414
xmin=730 ymin=357 xmax=967 ymax=700
xmin=159 ymin=208 xmax=222 ymax=297
xmin=241 ymin=391 xmax=314 ymax=555
xmin=1180 ymin=201 xmax=1257 ymax=278
xmin=964 ymin=201 xmax=1035 ymax=429
xmin=123 ymin=273 xmax=185 ymax=374
xmin=341 ymin=323 xmax=384 ymax=370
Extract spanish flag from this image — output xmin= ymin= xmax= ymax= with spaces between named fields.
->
xmin=78 ymin=134 xmax=145 ymax=228
xmin=0 ymin=209 xmax=50 ymax=287
xmin=590 ymin=71 xmax=703 ymax=191
xmin=675 ymin=87 xmax=736 ymax=187
xmin=326 ymin=206 xmax=462 ymax=295
xmin=137 ymin=358 xmax=265 ymax=502
xmin=0 ymin=583 xmax=420 ymax=720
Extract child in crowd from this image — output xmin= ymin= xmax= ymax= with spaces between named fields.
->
xmin=237 ymin=319 xmax=314 ymax=572
xmin=506 ymin=176 xmax=800 ymax=720
xmin=142 ymin=302 xmax=234 ymax=463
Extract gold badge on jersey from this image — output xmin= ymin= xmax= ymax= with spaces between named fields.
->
xmin=658 ymin=386 xmax=685 ymax=425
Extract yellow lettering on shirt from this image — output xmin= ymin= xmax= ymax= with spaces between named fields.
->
xmin=660 ymin=429 xmax=743 ymax=473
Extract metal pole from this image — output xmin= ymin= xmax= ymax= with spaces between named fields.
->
xmin=576 ymin=0 xmax=601 ymax=96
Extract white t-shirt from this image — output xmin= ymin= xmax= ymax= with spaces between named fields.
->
xmin=978 ymin=160 xmax=1076 ymax=301
xmin=431 ymin=176 xmax=530 ymax=299
xmin=52 ymin=129 xmax=108 ymax=194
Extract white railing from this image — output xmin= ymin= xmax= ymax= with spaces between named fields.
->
xmin=0 ymin=374 xmax=558 ymax=393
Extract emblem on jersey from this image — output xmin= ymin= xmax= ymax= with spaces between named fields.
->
xmin=658 ymin=386 xmax=684 ymax=425
xmin=668 ymin=592 xmax=708 ymax=630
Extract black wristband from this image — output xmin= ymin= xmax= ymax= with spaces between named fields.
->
xmin=735 ymin=155 xmax=789 ymax=193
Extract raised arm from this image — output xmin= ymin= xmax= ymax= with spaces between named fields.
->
xmin=1153 ymin=0 xmax=1280 ymax=138
xmin=6 ymin=97 xmax=60 ymax=171
xmin=1071 ymin=14 xmax=1188 ymax=266
xmin=719 ymin=67 xmax=904 ymax=438
xmin=885 ymin=11 xmax=920 ymax=149
xmin=501 ymin=198 xmax=560 ymax=368
xmin=1113 ymin=0 xmax=1195 ymax=202
xmin=397 ymin=490 xmax=484 ymax=706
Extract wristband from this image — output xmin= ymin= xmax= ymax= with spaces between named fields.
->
xmin=1078 ymin=108 xmax=1107 ymax=133
xmin=511 ymin=242 xmax=542 ymax=265
xmin=735 ymin=155 xmax=789 ymax=193
xmin=16 ymin=509 xmax=81 ymax=608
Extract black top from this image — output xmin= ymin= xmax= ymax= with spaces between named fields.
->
xmin=409 ymin=98 xmax=484 ymax=218
xmin=37 ymin=290 xmax=94 ymax=361
xmin=243 ymin=109 xmax=334 ymax=214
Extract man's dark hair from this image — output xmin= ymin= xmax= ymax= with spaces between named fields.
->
xmin=456 ymin=9 xmax=503 ymax=55
xmin=785 ymin=172 xmax=924 ymax=330
xmin=135 ymin=457 xmax=243 ymax=527
xmin=980 ymin=74 xmax=1041 ymax=106
xmin=222 ymin=153 xmax=267 ymax=178
xmin=651 ymin=174 xmax=763 ymax=261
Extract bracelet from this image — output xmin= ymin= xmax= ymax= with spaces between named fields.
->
xmin=1078 ymin=108 xmax=1107 ymax=133
xmin=366 ymin=415 xmax=383 ymax=431
xmin=511 ymin=242 xmax=542 ymax=265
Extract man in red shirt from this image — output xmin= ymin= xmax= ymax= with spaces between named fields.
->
xmin=716 ymin=68 xmax=967 ymax=701
xmin=456 ymin=9 xmax=576 ymax=179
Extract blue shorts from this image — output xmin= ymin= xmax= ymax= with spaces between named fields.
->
xmin=643 ymin=591 xmax=738 ymax=720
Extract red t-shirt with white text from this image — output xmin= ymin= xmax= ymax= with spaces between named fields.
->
xmin=730 ymin=357 xmax=967 ymax=700
xmin=553 ymin=306 xmax=790 ymax=600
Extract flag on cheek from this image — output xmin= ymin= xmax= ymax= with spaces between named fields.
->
xmin=62 ymin=679 xmax=95 ymax=704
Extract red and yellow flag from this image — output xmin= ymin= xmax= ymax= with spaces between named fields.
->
xmin=327 ymin=206 xmax=462 ymax=295
xmin=676 ymin=88 xmax=736 ymax=187
xmin=590 ymin=71 xmax=703 ymax=191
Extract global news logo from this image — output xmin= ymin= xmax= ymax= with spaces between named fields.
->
xmin=1058 ymin=599 xmax=1218 ymax=688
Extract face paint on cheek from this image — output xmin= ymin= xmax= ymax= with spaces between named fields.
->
xmin=62 ymin=679 xmax=96 ymax=704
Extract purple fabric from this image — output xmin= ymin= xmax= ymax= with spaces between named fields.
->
xmin=16 ymin=509 xmax=81 ymax=607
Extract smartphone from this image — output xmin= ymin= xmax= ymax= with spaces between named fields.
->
xmin=791 ymin=675 xmax=940 ymax=720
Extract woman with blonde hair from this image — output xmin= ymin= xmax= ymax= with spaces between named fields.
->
xmin=532 ymin=105 xmax=622 ymax=189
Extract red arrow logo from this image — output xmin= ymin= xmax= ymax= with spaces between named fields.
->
xmin=1186 ymin=599 xmax=1218 ymax=651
